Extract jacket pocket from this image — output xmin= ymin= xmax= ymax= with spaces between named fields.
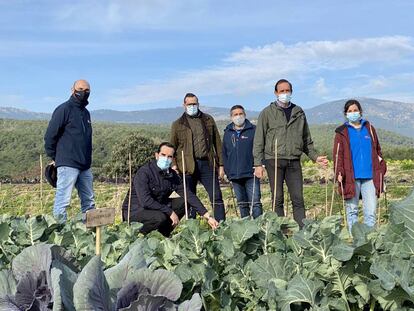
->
xmin=264 ymin=126 xmax=284 ymax=156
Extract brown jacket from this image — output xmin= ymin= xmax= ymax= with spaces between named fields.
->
xmin=333 ymin=121 xmax=387 ymax=199
xmin=171 ymin=112 xmax=223 ymax=174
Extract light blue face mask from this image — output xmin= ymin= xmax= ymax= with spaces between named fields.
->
xmin=346 ymin=111 xmax=361 ymax=123
xmin=186 ymin=105 xmax=198 ymax=116
xmin=157 ymin=156 xmax=172 ymax=170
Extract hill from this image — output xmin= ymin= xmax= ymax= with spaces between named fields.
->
xmin=1 ymin=97 xmax=413 ymax=137
xmin=0 ymin=106 xmax=259 ymax=124
xmin=1 ymin=118 xmax=413 ymax=181
xmin=306 ymin=97 xmax=414 ymax=138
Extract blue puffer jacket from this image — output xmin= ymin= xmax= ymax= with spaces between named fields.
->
xmin=222 ymin=119 xmax=256 ymax=180
xmin=44 ymin=95 xmax=93 ymax=170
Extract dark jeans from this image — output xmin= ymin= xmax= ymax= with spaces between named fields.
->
xmin=231 ymin=177 xmax=263 ymax=218
xmin=265 ymin=159 xmax=305 ymax=227
xmin=186 ymin=159 xmax=225 ymax=221
xmin=136 ymin=198 xmax=186 ymax=237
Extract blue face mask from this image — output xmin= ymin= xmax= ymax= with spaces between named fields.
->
xmin=346 ymin=112 xmax=361 ymax=123
xmin=157 ymin=156 xmax=172 ymax=171
xmin=186 ymin=105 xmax=198 ymax=116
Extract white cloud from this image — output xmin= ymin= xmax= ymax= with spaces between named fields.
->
xmin=314 ymin=78 xmax=330 ymax=97
xmin=53 ymin=0 xmax=203 ymax=32
xmin=107 ymin=36 xmax=414 ymax=105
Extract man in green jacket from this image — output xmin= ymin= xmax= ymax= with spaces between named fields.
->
xmin=171 ymin=93 xmax=225 ymax=221
xmin=253 ymin=79 xmax=328 ymax=227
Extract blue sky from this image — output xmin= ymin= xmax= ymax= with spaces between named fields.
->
xmin=1 ymin=0 xmax=414 ymax=112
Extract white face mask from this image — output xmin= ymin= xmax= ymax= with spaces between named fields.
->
xmin=277 ymin=93 xmax=292 ymax=104
xmin=186 ymin=105 xmax=198 ymax=116
xmin=232 ymin=115 xmax=245 ymax=127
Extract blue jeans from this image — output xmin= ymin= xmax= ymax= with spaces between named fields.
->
xmin=186 ymin=159 xmax=225 ymax=221
xmin=231 ymin=177 xmax=263 ymax=219
xmin=54 ymin=166 xmax=95 ymax=220
xmin=346 ymin=179 xmax=377 ymax=232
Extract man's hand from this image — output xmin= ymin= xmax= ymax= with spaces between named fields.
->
xmin=219 ymin=166 xmax=225 ymax=179
xmin=171 ymin=165 xmax=179 ymax=173
xmin=254 ymin=166 xmax=264 ymax=178
xmin=316 ymin=156 xmax=328 ymax=168
xmin=170 ymin=211 xmax=179 ymax=227
xmin=204 ymin=213 xmax=219 ymax=230
xmin=337 ymin=173 xmax=343 ymax=183
xmin=207 ymin=217 xmax=219 ymax=230
xmin=49 ymin=160 xmax=55 ymax=166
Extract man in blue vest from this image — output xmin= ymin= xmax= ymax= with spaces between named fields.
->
xmin=223 ymin=105 xmax=263 ymax=218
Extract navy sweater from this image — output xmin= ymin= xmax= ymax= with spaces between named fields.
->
xmin=44 ymin=96 xmax=92 ymax=170
xmin=222 ymin=119 xmax=256 ymax=180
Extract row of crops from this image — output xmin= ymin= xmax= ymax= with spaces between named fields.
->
xmin=0 ymin=190 xmax=413 ymax=310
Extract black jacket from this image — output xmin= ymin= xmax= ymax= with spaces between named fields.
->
xmin=44 ymin=95 xmax=92 ymax=170
xmin=222 ymin=119 xmax=256 ymax=180
xmin=122 ymin=160 xmax=208 ymax=220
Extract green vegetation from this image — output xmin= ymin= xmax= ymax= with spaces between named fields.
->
xmin=0 ymin=199 xmax=413 ymax=310
xmin=2 ymin=118 xmax=414 ymax=181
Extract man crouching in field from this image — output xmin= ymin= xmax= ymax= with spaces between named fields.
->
xmin=44 ymin=79 xmax=95 ymax=221
xmin=122 ymin=142 xmax=219 ymax=236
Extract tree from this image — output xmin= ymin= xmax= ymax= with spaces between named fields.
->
xmin=104 ymin=133 xmax=156 ymax=178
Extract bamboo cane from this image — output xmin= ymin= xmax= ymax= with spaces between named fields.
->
xmin=340 ymin=180 xmax=349 ymax=234
xmin=127 ymin=152 xmax=132 ymax=226
xmin=229 ymin=181 xmax=239 ymax=217
xmin=250 ymin=174 xmax=256 ymax=219
xmin=285 ymin=184 xmax=289 ymax=218
xmin=39 ymin=154 xmax=43 ymax=214
xmin=325 ymin=166 xmax=329 ymax=217
xmin=181 ymin=150 xmax=189 ymax=220
xmin=384 ymin=177 xmax=388 ymax=224
xmin=330 ymin=143 xmax=340 ymax=216
xmin=272 ymin=139 xmax=278 ymax=212
xmin=377 ymin=173 xmax=383 ymax=227
xmin=212 ymin=157 xmax=216 ymax=213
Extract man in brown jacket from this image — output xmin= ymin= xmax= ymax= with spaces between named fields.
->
xmin=171 ymin=93 xmax=225 ymax=221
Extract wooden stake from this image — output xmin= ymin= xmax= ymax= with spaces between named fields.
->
xmin=181 ymin=150 xmax=189 ymax=220
xmin=39 ymin=154 xmax=43 ymax=214
xmin=95 ymin=226 xmax=101 ymax=255
xmin=127 ymin=152 xmax=132 ymax=226
xmin=272 ymin=139 xmax=278 ymax=212
xmin=330 ymin=143 xmax=340 ymax=216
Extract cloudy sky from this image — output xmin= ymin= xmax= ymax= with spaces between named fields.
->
xmin=1 ymin=0 xmax=414 ymax=112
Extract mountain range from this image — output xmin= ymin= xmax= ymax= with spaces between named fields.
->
xmin=1 ymin=97 xmax=413 ymax=137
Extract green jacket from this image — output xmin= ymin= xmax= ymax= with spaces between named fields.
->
xmin=253 ymin=102 xmax=318 ymax=166
xmin=171 ymin=112 xmax=223 ymax=174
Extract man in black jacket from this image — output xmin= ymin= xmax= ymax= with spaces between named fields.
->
xmin=122 ymin=142 xmax=219 ymax=236
xmin=44 ymin=79 xmax=95 ymax=220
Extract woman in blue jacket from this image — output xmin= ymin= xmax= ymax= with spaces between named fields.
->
xmin=222 ymin=105 xmax=263 ymax=218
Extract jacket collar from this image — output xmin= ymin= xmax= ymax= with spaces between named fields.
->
xmin=150 ymin=159 xmax=174 ymax=178
xmin=336 ymin=119 xmax=371 ymax=134
xmin=178 ymin=110 xmax=209 ymax=128
xmin=69 ymin=95 xmax=88 ymax=108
